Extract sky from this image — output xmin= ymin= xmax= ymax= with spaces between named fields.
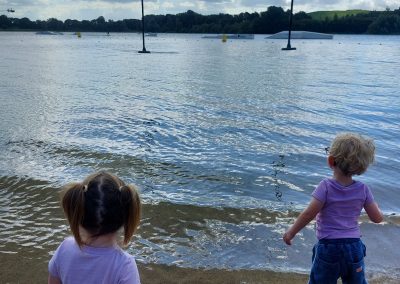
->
xmin=1 ymin=0 xmax=399 ymax=21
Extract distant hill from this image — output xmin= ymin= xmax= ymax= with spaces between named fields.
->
xmin=1 ymin=7 xmax=399 ymax=34
xmin=308 ymin=10 xmax=369 ymax=20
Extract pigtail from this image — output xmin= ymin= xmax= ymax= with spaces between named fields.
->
xmin=120 ymin=184 xmax=141 ymax=246
xmin=61 ymin=182 xmax=86 ymax=247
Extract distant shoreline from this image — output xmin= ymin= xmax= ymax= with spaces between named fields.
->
xmin=2 ymin=30 xmax=400 ymax=36
xmin=1 ymin=7 xmax=400 ymax=35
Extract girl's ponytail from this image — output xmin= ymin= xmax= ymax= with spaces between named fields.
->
xmin=60 ymin=172 xmax=141 ymax=248
xmin=120 ymin=184 xmax=141 ymax=246
xmin=61 ymin=183 xmax=86 ymax=247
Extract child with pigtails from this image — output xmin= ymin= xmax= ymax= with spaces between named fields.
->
xmin=48 ymin=171 xmax=141 ymax=284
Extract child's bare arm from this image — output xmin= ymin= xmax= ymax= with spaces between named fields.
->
xmin=283 ymin=197 xmax=324 ymax=245
xmin=364 ymin=202 xmax=383 ymax=223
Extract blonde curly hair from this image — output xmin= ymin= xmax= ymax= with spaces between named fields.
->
xmin=329 ymin=133 xmax=375 ymax=176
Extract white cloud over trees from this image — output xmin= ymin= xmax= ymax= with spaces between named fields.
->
xmin=1 ymin=0 xmax=399 ymax=20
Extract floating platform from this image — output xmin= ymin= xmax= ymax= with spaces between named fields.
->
xmin=202 ymin=34 xmax=254 ymax=40
xmin=266 ymin=31 xmax=333 ymax=40
xmin=35 ymin=31 xmax=63 ymax=35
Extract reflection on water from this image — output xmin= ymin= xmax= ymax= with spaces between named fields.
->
xmin=0 ymin=32 xmax=400 ymax=281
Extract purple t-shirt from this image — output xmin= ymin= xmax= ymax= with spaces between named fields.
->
xmin=312 ymin=178 xmax=375 ymax=239
xmin=49 ymin=237 xmax=141 ymax=284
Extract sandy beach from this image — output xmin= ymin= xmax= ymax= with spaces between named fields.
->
xmin=137 ymin=264 xmax=400 ymax=284
xmin=138 ymin=263 xmax=309 ymax=284
xmin=1 ymin=251 xmax=398 ymax=284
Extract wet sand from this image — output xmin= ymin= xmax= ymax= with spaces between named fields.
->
xmin=0 ymin=253 xmax=308 ymax=283
xmin=138 ymin=263 xmax=309 ymax=284
xmin=1 ymin=252 xmax=397 ymax=284
xmin=138 ymin=263 xmax=399 ymax=284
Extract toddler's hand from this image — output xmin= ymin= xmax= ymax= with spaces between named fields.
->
xmin=283 ymin=231 xmax=294 ymax=245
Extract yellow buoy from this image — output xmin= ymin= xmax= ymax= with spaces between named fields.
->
xmin=222 ymin=34 xmax=227 ymax=43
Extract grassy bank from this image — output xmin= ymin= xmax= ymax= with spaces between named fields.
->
xmin=308 ymin=10 xmax=369 ymax=20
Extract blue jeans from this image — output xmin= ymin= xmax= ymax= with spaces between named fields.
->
xmin=308 ymin=238 xmax=367 ymax=284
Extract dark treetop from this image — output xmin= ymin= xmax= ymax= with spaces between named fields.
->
xmin=1 ymin=7 xmax=400 ymax=34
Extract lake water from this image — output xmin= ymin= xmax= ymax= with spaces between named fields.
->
xmin=0 ymin=32 xmax=399 ymax=282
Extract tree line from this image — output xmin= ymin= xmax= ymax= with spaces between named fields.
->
xmin=1 ymin=6 xmax=400 ymax=34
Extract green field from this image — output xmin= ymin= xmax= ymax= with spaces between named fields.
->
xmin=308 ymin=10 xmax=369 ymax=20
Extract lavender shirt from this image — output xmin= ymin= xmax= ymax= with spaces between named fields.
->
xmin=49 ymin=237 xmax=141 ymax=284
xmin=312 ymin=178 xmax=375 ymax=240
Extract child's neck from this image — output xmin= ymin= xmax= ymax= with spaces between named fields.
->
xmin=86 ymin=234 xmax=117 ymax=247
xmin=332 ymin=170 xmax=354 ymax=187
xmin=80 ymin=227 xmax=117 ymax=247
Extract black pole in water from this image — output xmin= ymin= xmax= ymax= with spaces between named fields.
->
xmin=138 ymin=0 xmax=150 ymax=53
xmin=282 ymin=0 xmax=296 ymax=51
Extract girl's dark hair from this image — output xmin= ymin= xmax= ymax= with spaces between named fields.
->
xmin=61 ymin=171 xmax=141 ymax=247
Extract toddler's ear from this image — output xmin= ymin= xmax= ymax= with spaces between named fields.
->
xmin=328 ymin=156 xmax=335 ymax=168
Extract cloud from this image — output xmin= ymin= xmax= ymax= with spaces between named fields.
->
xmin=179 ymin=1 xmax=196 ymax=8
xmin=78 ymin=0 xmax=158 ymax=2
xmin=1 ymin=0 xmax=399 ymax=20
xmin=199 ymin=0 xmax=232 ymax=3
xmin=240 ymin=0 xmax=285 ymax=7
